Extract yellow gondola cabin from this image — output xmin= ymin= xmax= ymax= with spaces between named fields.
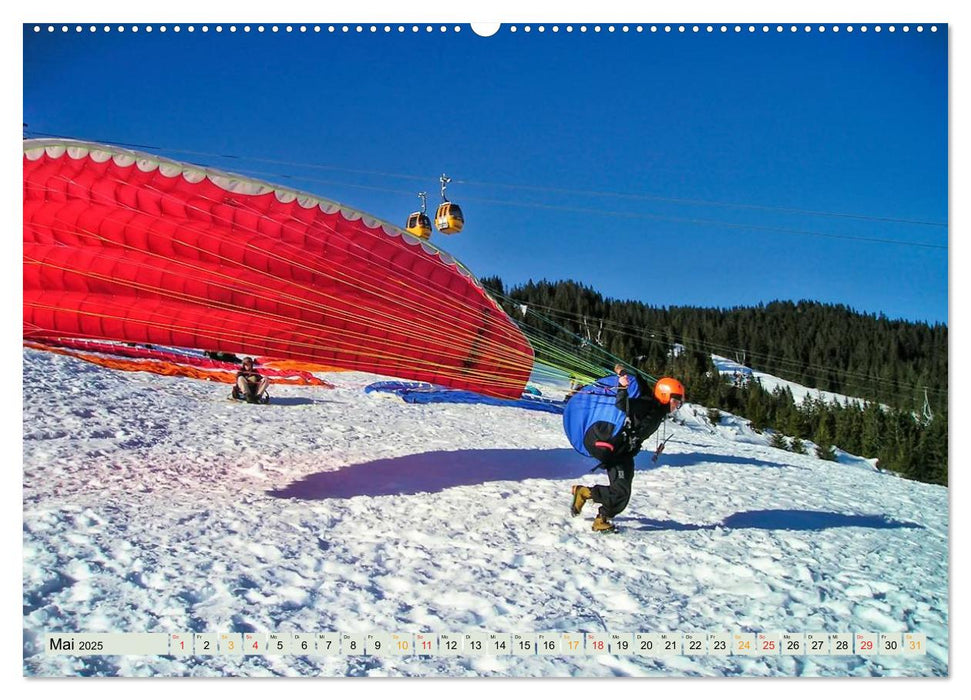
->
xmin=435 ymin=201 xmax=464 ymax=234
xmin=435 ymin=174 xmax=464 ymax=234
xmin=405 ymin=192 xmax=433 ymax=239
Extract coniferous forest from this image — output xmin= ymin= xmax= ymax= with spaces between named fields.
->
xmin=481 ymin=277 xmax=948 ymax=486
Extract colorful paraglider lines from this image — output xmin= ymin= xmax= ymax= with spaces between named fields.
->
xmin=486 ymin=288 xmax=663 ymax=392
xmin=25 ymin=230 xmax=513 ymax=373
xmin=26 ymin=165 xmax=520 ymax=362
xmin=25 ymin=224 xmax=531 ymax=394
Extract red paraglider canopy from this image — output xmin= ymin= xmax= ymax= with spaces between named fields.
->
xmin=23 ymin=139 xmax=533 ymax=399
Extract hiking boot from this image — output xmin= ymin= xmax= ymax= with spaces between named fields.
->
xmin=571 ymin=485 xmax=592 ymax=516
xmin=592 ymin=515 xmax=616 ymax=532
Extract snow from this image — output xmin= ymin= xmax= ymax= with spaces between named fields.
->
xmin=21 ymin=347 xmax=948 ymax=679
xmin=712 ymin=354 xmax=872 ymax=408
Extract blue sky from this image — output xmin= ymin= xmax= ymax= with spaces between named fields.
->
xmin=22 ymin=19 xmax=948 ymax=324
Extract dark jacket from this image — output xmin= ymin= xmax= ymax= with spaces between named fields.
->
xmin=582 ymin=381 xmax=668 ymax=463
xmin=615 ymin=384 xmax=669 ymax=449
xmin=237 ymin=368 xmax=262 ymax=383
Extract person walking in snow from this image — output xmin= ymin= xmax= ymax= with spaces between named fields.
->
xmin=569 ymin=370 xmax=685 ymax=532
xmin=233 ymin=357 xmax=270 ymax=404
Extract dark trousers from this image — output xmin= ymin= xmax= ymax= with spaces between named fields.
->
xmin=589 ymin=456 xmax=634 ymax=519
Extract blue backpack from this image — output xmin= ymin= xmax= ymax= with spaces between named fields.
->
xmin=562 ymin=374 xmax=641 ymax=458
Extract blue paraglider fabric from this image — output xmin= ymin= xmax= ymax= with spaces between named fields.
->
xmin=364 ymin=381 xmax=565 ymax=415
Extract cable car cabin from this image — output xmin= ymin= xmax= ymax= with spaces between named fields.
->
xmin=405 ymin=211 xmax=432 ymax=239
xmin=435 ymin=201 xmax=464 ymax=234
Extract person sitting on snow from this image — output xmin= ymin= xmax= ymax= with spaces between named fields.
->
xmin=233 ymin=357 xmax=269 ymax=404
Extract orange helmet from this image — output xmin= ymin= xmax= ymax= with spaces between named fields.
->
xmin=654 ymin=377 xmax=685 ymax=405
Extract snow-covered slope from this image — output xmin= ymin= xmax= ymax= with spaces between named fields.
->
xmin=712 ymin=354 xmax=871 ymax=407
xmin=22 ymin=348 xmax=948 ymax=677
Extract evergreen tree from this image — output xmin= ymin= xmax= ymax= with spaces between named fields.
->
xmin=786 ymin=404 xmax=807 ymax=441
xmin=861 ymin=402 xmax=884 ymax=457
xmin=833 ymin=402 xmax=862 ymax=456
xmin=745 ymin=379 xmax=768 ymax=432
xmin=814 ymin=417 xmax=838 ymax=461
xmin=916 ymin=405 xmax=948 ymax=485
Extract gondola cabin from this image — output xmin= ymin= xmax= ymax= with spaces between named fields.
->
xmin=405 ymin=192 xmax=433 ymax=240
xmin=435 ymin=201 xmax=464 ymax=234
xmin=405 ymin=211 xmax=432 ymax=239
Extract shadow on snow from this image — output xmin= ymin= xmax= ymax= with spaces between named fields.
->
xmin=626 ymin=510 xmax=922 ymax=533
xmin=234 ymin=396 xmax=335 ymax=407
xmin=655 ymin=451 xmax=808 ymax=470
xmin=268 ymin=448 xmax=592 ymax=500
xmin=268 ymin=450 xmax=906 ymax=536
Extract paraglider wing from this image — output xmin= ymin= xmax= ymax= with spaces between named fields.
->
xmin=23 ymin=139 xmax=533 ymax=399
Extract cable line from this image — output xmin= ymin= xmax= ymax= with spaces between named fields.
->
xmin=491 ymin=292 xmax=947 ymax=405
xmin=25 ymin=130 xmax=947 ymax=252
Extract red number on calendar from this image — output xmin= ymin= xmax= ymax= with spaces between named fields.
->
xmin=861 ymin=640 xmax=873 ymax=650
